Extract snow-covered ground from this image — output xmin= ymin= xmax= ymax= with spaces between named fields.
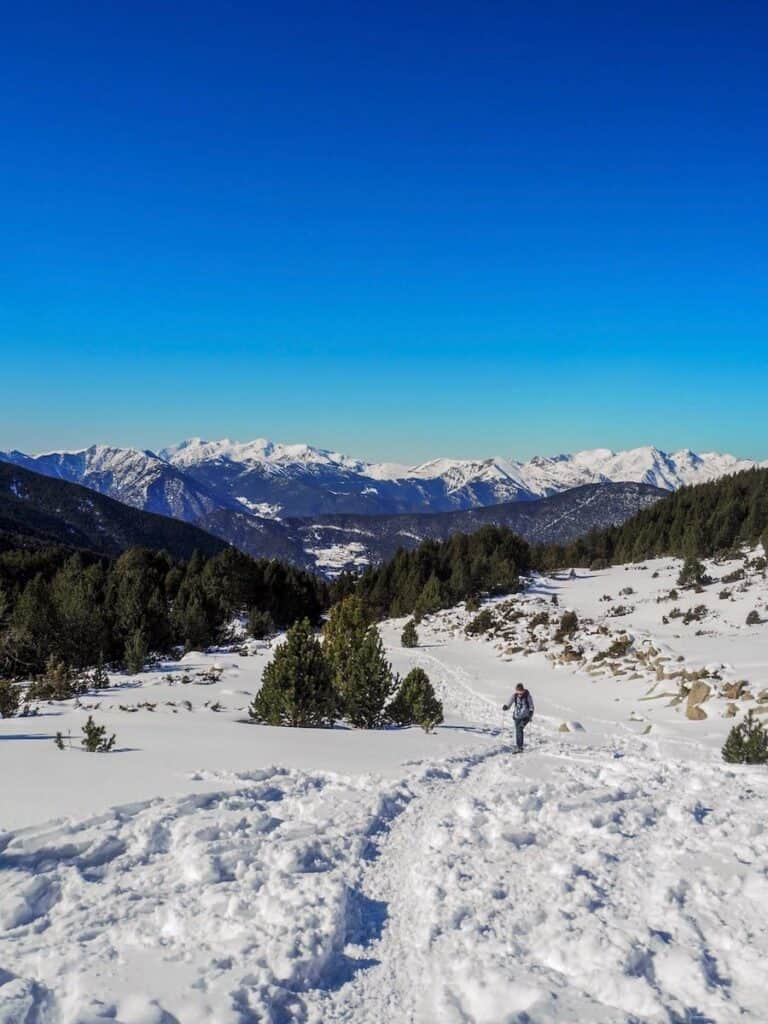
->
xmin=2 ymin=552 xmax=767 ymax=1023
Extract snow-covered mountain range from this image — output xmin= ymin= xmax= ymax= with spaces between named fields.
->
xmin=1 ymin=440 xmax=762 ymax=522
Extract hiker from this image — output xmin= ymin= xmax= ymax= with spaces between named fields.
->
xmin=502 ymin=683 xmax=534 ymax=752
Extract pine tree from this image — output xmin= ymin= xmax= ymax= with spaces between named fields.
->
xmin=81 ymin=715 xmax=116 ymax=753
xmin=124 ymin=627 xmax=148 ymax=674
xmin=249 ymin=619 xmax=335 ymax=727
xmin=677 ymin=556 xmax=708 ymax=589
xmin=0 ymin=679 xmax=21 ymax=718
xmin=722 ymin=711 xmax=768 ymax=764
xmin=342 ymin=626 xmax=396 ymax=729
xmin=401 ymin=619 xmax=419 ymax=648
xmin=323 ymin=596 xmax=370 ymax=711
xmin=388 ymin=667 xmax=443 ymax=730
xmin=91 ymin=656 xmax=110 ymax=690
xmin=414 ymin=574 xmax=443 ymax=619
xmin=248 ymin=608 xmax=275 ymax=640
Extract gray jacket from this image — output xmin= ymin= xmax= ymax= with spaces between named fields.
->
xmin=505 ymin=689 xmax=534 ymax=720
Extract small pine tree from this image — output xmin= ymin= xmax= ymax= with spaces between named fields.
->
xmin=91 ymin=657 xmax=110 ymax=690
xmin=414 ymin=575 xmax=443 ymax=619
xmin=722 ymin=711 xmax=768 ymax=764
xmin=388 ymin=667 xmax=444 ymax=730
xmin=54 ymin=731 xmax=65 ymax=751
xmin=248 ymin=608 xmax=275 ymax=640
xmin=81 ymin=715 xmax=116 ymax=753
xmin=124 ymin=628 xmax=148 ymax=674
xmin=0 ymin=679 xmax=21 ymax=718
xmin=342 ymin=626 xmax=397 ymax=729
xmin=401 ymin=619 xmax=419 ymax=648
xmin=249 ymin=619 xmax=335 ymax=727
xmin=677 ymin=557 xmax=708 ymax=589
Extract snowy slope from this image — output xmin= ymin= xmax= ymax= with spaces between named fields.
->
xmin=2 ymin=550 xmax=767 ymax=1022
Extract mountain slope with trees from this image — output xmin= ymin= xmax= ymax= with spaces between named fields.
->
xmin=0 ymin=461 xmax=229 ymax=559
xmin=534 ymin=467 xmax=768 ymax=569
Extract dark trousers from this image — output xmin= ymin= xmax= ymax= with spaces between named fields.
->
xmin=514 ymin=715 xmax=531 ymax=749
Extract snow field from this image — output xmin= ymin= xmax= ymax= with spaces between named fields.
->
xmin=0 ymin=766 xmax=420 ymax=1023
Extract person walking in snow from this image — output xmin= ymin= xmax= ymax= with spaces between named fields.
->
xmin=503 ymin=683 xmax=534 ymax=752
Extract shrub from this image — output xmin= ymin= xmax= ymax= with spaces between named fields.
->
xmin=464 ymin=594 xmax=481 ymax=613
xmin=619 ymin=586 xmax=635 ymax=596
xmin=683 ymin=605 xmax=707 ymax=624
xmin=722 ymin=711 xmax=768 ymax=764
xmin=528 ymin=612 xmax=549 ymax=633
xmin=719 ymin=589 xmax=731 ymax=600
xmin=608 ymin=605 xmax=632 ymax=617
xmin=594 ymin=635 xmax=633 ymax=662
xmin=27 ymin=655 xmax=85 ymax=701
xmin=722 ymin=568 xmax=745 ymax=584
xmin=249 ymin=619 xmax=335 ymax=728
xmin=465 ymin=609 xmax=496 ymax=636
xmin=589 ymin=558 xmax=608 ymax=571
xmin=388 ymin=668 xmax=443 ymax=730
xmin=81 ymin=715 xmax=116 ymax=753
xmin=248 ymin=608 xmax=275 ymax=640
xmin=0 ymin=679 xmax=21 ymax=718
xmin=746 ymin=610 xmax=763 ymax=626
xmin=554 ymin=610 xmax=579 ymax=642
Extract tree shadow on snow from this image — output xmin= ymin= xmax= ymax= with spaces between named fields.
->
xmin=0 ymin=732 xmax=58 ymax=741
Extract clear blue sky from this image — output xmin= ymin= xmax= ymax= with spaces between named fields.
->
xmin=2 ymin=2 xmax=766 ymax=462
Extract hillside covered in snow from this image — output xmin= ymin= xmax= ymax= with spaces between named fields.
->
xmin=2 ymin=548 xmax=767 ymax=1022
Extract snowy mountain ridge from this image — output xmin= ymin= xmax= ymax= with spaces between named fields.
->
xmin=161 ymin=437 xmax=761 ymax=492
xmin=1 ymin=441 xmax=763 ymax=525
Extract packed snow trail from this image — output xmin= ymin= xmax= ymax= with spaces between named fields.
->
xmin=306 ymin=737 xmax=768 ymax=1024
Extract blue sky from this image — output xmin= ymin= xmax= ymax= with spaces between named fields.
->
xmin=2 ymin=2 xmax=766 ymax=462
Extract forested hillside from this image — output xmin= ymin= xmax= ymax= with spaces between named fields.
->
xmin=0 ymin=461 xmax=228 ymax=559
xmin=533 ymin=467 xmax=768 ymax=569
xmin=0 ymin=545 xmax=326 ymax=678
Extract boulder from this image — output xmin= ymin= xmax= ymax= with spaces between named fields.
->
xmin=686 ymin=705 xmax=707 ymax=721
xmin=686 ymin=681 xmax=711 ymax=707
xmin=723 ymin=703 xmax=738 ymax=718
xmin=722 ymin=681 xmax=747 ymax=700
xmin=557 ymin=722 xmax=571 ymax=732
xmin=756 ymin=689 xmax=768 ymax=703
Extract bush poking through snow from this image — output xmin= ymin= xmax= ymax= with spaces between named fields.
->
xmin=401 ymin=619 xmax=419 ymax=648
xmin=722 ymin=711 xmax=768 ymax=764
xmin=249 ymin=619 xmax=335 ymax=728
xmin=594 ymin=635 xmax=633 ymax=662
xmin=0 ymin=679 xmax=21 ymax=718
xmin=746 ymin=610 xmax=763 ymax=626
xmin=554 ymin=610 xmax=578 ymax=642
xmin=388 ymin=667 xmax=443 ymax=731
xmin=81 ymin=715 xmax=116 ymax=753
xmin=27 ymin=655 xmax=86 ymax=701
xmin=465 ymin=609 xmax=496 ymax=636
